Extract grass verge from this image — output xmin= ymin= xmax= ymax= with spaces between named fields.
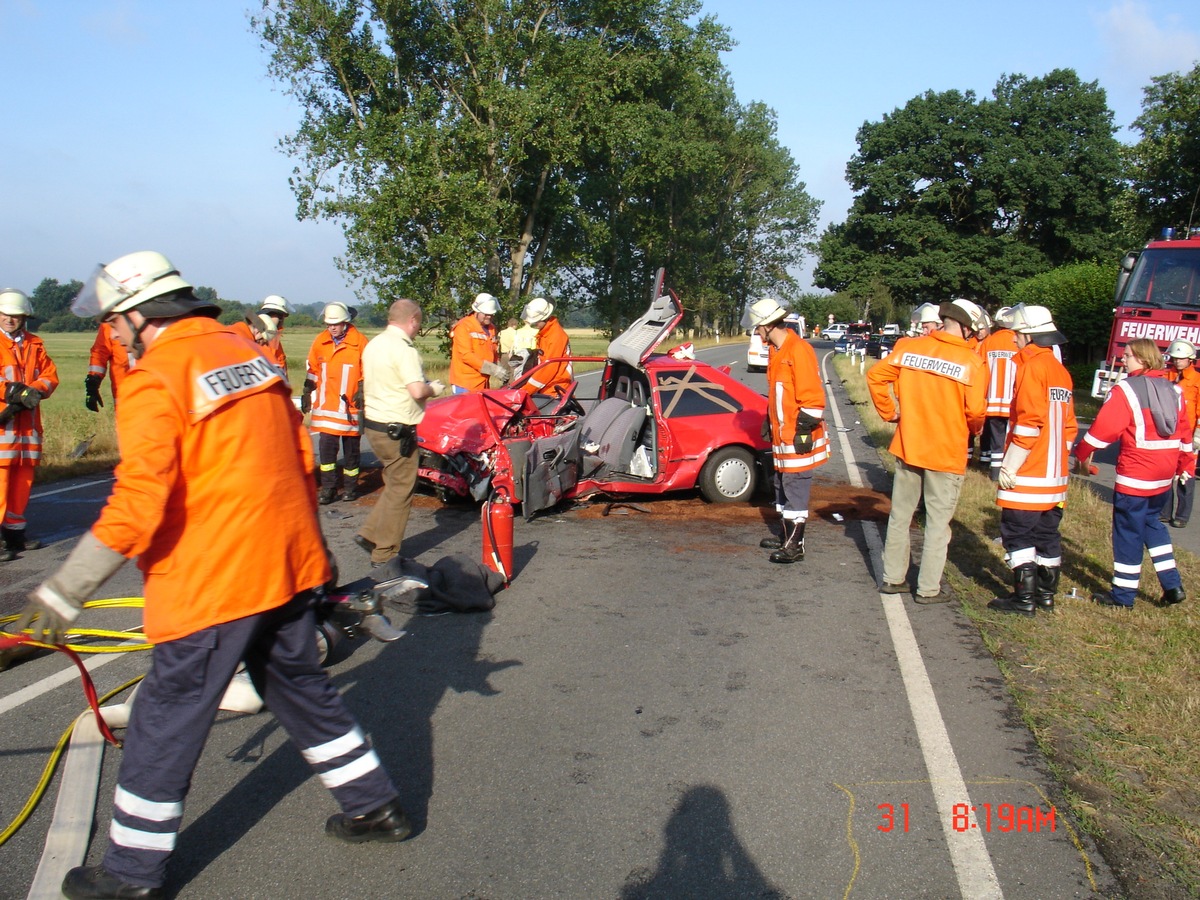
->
xmin=835 ymin=353 xmax=1200 ymax=898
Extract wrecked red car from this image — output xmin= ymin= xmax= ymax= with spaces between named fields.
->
xmin=417 ymin=271 xmax=771 ymax=516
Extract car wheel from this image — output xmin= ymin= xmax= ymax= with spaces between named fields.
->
xmin=699 ymin=446 xmax=756 ymax=503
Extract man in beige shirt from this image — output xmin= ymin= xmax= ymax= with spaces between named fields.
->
xmin=355 ymin=299 xmax=443 ymax=566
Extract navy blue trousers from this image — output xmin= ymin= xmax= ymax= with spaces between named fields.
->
xmin=1110 ymin=490 xmax=1182 ymax=607
xmin=103 ymin=592 xmax=398 ymax=888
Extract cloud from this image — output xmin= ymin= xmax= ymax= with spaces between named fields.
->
xmin=1095 ymin=0 xmax=1200 ymax=91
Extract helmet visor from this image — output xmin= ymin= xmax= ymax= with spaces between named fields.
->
xmin=72 ymin=264 xmax=125 ymax=318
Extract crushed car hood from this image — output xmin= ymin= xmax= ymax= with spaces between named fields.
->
xmin=417 ymin=389 xmax=533 ymax=455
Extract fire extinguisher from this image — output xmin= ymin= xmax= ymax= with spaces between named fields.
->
xmin=482 ymin=490 xmax=513 ymax=585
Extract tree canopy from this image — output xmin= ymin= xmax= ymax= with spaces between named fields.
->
xmin=254 ymin=0 xmax=819 ymax=333
xmin=813 ymin=69 xmax=1124 ymax=307
xmin=1124 ymin=62 xmax=1200 ymax=238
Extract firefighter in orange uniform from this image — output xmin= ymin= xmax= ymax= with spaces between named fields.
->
xmin=1163 ymin=339 xmax=1200 ymax=528
xmin=868 ymin=299 xmax=988 ymax=601
xmin=0 ymin=288 xmax=58 ymax=561
xmin=987 ymin=305 xmax=1076 ymax=615
xmin=257 ymin=294 xmax=291 ymax=372
xmin=86 ymin=321 xmax=130 ymax=411
xmin=976 ymin=306 xmax=1021 ymax=480
xmin=519 ymin=297 xmax=572 ymax=399
xmin=449 ymin=293 xmax=508 ymax=392
xmin=303 ymin=302 xmax=367 ymax=504
xmin=744 ymin=298 xmax=829 ymax=563
xmin=15 ymin=252 xmax=408 ymax=900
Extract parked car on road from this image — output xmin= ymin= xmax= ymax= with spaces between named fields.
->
xmin=866 ymin=332 xmax=897 ymax=359
xmin=419 ymin=270 xmax=772 ymax=516
xmin=823 ymin=323 xmax=848 ymax=342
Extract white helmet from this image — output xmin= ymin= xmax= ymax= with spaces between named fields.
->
xmin=522 ymin=297 xmax=554 ymax=325
xmin=0 ymin=289 xmax=32 ymax=317
xmin=911 ymin=302 xmax=940 ymax=325
xmin=250 ymin=313 xmax=278 ymax=343
xmin=1167 ymin=339 xmax=1197 ymax=360
xmin=993 ymin=306 xmax=1016 ymax=328
xmin=323 ymin=302 xmax=351 ymax=325
xmin=260 ymin=294 xmax=292 ymax=317
xmin=472 ymin=292 xmax=501 ymax=315
xmin=72 ymin=250 xmax=193 ymax=318
xmin=947 ymin=298 xmax=987 ymax=331
xmin=740 ymin=298 xmax=788 ymax=329
xmin=1010 ymin=304 xmax=1067 ymax=344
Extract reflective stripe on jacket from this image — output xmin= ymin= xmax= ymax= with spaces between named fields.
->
xmin=306 ymin=326 xmax=366 ymax=435
xmin=1077 ymin=371 xmax=1189 ymax=496
xmin=978 ymin=328 xmax=1019 ymax=417
xmin=767 ymin=331 xmax=829 ymax=472
xmin=997 ymin=344 xmax=1077 ymax=510
xmin=91 ymin=317 xmax=328 ymax=643
xmin=0 ymin=331 xmax=58 ymax=466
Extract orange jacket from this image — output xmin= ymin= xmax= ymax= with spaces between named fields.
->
xmin=767 ymin=331 xmax=829 ymax=472
xmin=90 ymin=317 xmax=328 ymax=643
xmin=866 ymin=331 xmax=987 ymax=474
xmin=977 ymin=328 xmax=1020 ymax=418
xmin=0 ymin=330 xmax=58 ymax=467
xmin=522 ymin=317 xmax=573 ymax=396
xmin=997 ymin=344 xmax=1078 ymax=510
xmin=1166 ymin=365 xmax=1200 ymax=433
xmin=264 ymin=333 xmax=287 ymax=372
xmin=305 ymin=325 xmax=366 ymax=435
xmin=448 ymin=312 xmax=498 ymax=391
xmin=88 ymin=324 xmax=130 ymax=400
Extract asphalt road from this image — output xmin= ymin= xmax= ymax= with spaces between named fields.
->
xmin=0 ymin=340 xmax=1119 ymax=899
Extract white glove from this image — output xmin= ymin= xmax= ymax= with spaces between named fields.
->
xmin=1181 ymin=471 xmax=1193 ymax=487
xmin=998 ymin=443 xmax=1031 ymax=490
xmin=16 ymin=533 xmax=126 ymax=643
xmin=1192 ymin=427 xmax=1200 ymax=451
xmin=427 ymin=380 xmax=445 ymax=396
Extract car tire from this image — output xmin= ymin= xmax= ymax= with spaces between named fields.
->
xmin=699 ymin=446 xmax=756 ymax=504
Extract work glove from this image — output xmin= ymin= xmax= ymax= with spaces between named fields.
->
xmin=760 ymin=416 xmax=772 ymax=442
xmin=481 ymin=361 xmax=510 ymax=384
xmin=1193 ymin=427 xmax=1200 ymax=452
xmin=998 ymin=443 xmax=1031 ymax=490
xmin=1181 ymin=471 xmax=1193 ymax=487
xmin=428 ymin=380 xmax=445 ymax=396
xmin=793 ymin=411 xmax=823 ymax=454
xmin=1073 ymin=453 xmax=1094 ymax=477
xmin=4 ymin=382 xmax=27 ymax=405
xmin=300 ymin=377 xmax=316 ymax=415
xmin=15 ymin=534 xmax=127 ymax=644
xmin=16 ymin=387 xmax=41 ymax=409
xmin=85 ymin=374 xmax=105 ymax=412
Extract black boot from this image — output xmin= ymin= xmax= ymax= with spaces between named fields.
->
xmin=988 ymin=563 xmax=1037 ymax=616
xmin=1162 ymin=586 xmax=1186 ymax=606
xmin=1035 ymin=565 xmax=1060 ymax=612
xmin=318 ymin=487 xmax=338 ymax=505
xmin=62 ymin=865 xmax=164 ymax=899
xmin=325 ymin=798 xmax=414 ymax=843
xmin=759 ymin=522 xmax=783 ymax=549
xmin=2 ymin=526 xmax=39 ymax=554
xmin=769 ymin=521 xmax=805 ymax=564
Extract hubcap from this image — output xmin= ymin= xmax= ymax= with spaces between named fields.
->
xmin=714 ymin=457 xmax=752 ymax=498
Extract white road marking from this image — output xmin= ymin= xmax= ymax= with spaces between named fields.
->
xmin=31 ymin=477 xmax=114 ymax=500
xmin=821 ymin=352 xmax=1004 ymax=900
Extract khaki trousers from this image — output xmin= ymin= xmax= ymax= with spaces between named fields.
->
xmin=881 ymin=458 xmax=964 ymax=596
xmin=360 ymin=429 xmax=418 ymax=564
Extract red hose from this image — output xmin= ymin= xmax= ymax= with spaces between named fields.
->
xmin=0 ymin=634 xmax=121 ymax=746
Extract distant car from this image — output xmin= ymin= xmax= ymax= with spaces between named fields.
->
xmin=746 ymin=314 xmax=802 ymax=372
xmin=867 ymin=333 xmax=897 ymax=358
xmin=881 ymin=323 xmax=902 ymax=337
xmin=419 ymin=269 xmax=772 ymax=516
xmin=823 ymin=323 xmax=848 ymax=342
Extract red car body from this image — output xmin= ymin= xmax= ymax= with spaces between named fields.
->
xmin=417 ymin=272 xmax=771 ymax=516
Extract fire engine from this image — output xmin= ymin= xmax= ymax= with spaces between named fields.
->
xmin=1092 ymin=229 xmax=1200 ymax=398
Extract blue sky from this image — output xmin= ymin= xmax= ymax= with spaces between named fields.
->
xmin=2 ymin=0 xmax=1197 ymax=306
